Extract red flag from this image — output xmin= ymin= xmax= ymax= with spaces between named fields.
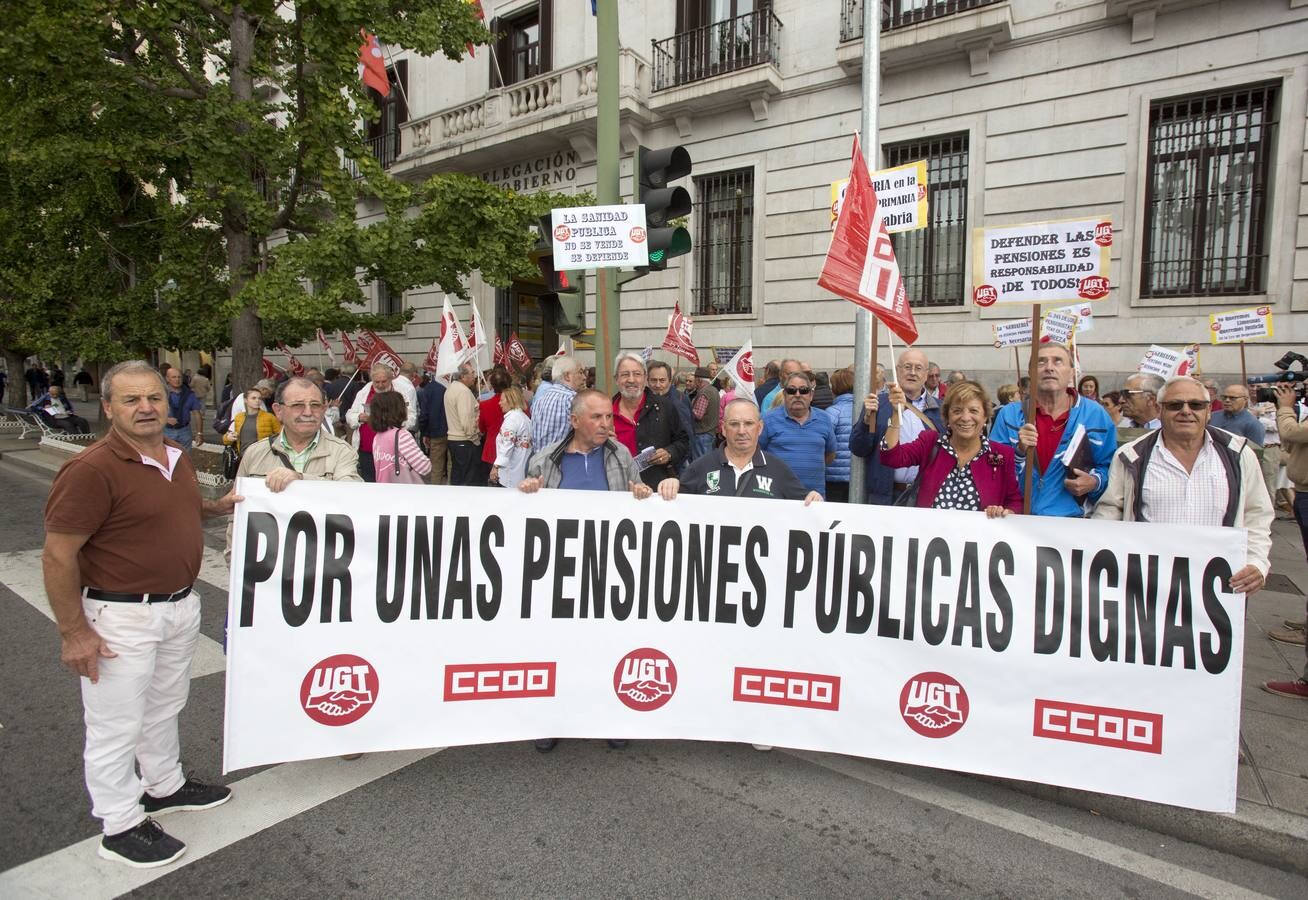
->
xmin=316 ymin=328 xmax=337 ymax=365
xmin=818 ymin=136 xmax=919 ymax=344
xmin=341 ymin=331 xmax=360 ymax=362
xmin=493 ymin=333 xmax=508 ymax=368
xmin=465 ymin=1 xmax=485 ymax=57
xmin=359 ymin=30 xmax=390 ymax=97
xmin=276 ymin=342 xmax=307 ymax=377
xmin=355 ymin=328 xmax=405 ymax=373
xmin=261 ymin=358 xmax=283 ymax=379
xmin=660 ymin=302 xmax=700 ymax=366
xmin=423 ymin=339 xmax=440 ymax=374
xmin=507 ymin=333 xmax=532 ymax=372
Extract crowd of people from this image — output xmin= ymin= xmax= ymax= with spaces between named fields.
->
xmin=34 ymin=345 xmax=1308 ymax=868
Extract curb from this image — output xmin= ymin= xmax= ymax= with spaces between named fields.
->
xmin=982 ymin=775 xmax=1308 ymax=877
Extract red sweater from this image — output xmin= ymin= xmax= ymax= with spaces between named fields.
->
xmin=478 ymin=394 xmax=505 ymax=464
xmin=878 ymin=431 xmax=1023 ymax=513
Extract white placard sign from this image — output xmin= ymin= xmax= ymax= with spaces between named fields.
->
xmin=992 ymin=319 xmax=1032 ymax=348
xmin=225 ymin=481 xmax=1246 ymax=813
xmin=1139 ymin=345 xmax=1185 ymax=378
xmin=1041 ymin=308 xmax=1079 ymax=345
xmin=1209 ymin=306 xmax=1273 ymax=345
xmin=830 ymin=160 xmax=929 ymax=234
xmin=1055 ymin=303 xmax=1094 ymax=334
xmin=972 ymin=217 xmax=1113 ymax=307
xmin=551 ymin=205 xmax=649 ymax=269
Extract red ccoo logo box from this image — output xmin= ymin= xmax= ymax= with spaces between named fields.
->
xmin=444 ymin=662 xmax=557 ymax=701
xmin=733 ymin=667 xmax=840 ymax=711
xmin=1033 ymin=699 xmax=1162 ymax=754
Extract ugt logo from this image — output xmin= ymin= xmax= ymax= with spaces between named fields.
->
xmin=613 ymin=648 xmax=677 ymax=711
xmin=300 ymin=654 xmax=379 ymax=726
xmin=899 ymin=672 xmax=968 ymax=739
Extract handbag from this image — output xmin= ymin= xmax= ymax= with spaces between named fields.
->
xmin=892 ymin=441 xmax=941 ymax=507
xmin=378 ymin=429 xmax=426 ymax=485
xmin=222 ymin=444 xmax=240 ymax=480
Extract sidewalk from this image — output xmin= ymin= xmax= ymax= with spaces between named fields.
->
xmin=1 ymin=427 xmax=1306 ymax=874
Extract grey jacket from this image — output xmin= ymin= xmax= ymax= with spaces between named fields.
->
xmin=527 ymin=433 xmax=640 ymax=491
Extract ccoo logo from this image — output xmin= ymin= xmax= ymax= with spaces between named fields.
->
xmin=301 ymin=654 xmax=379 ymax=726
xmin=613 ymin=648 xmax=677 ymax=711
xmin=900 ymin=672 xmax=968 ymax=738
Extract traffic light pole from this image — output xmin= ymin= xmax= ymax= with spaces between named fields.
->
xmin=849 ymin=0 xmax=879 ymax=505
xmin=595 ymin=0 xmax=621 ymax=396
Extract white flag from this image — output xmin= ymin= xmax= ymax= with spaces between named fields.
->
xmin=435 ymin=296 xmax=470 ymax=384
xmin=554 ymin=335 xmax=575 ymax=357
xmin=718 ymin=340 xmax=756 ymax=402
xmin=468 ymin=302 xmax=493 ymax=372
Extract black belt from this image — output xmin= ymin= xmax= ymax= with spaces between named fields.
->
xmin=85 ymin=586 xmax=193 ymax=604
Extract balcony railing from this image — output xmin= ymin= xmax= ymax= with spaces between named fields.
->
xmin=840 ymin=0 xmax=1004 ymax=42
xmin=344 ymin=132 xmax=402 ymax=178
xmin=652 ymin=9 xmax=782 ymax=92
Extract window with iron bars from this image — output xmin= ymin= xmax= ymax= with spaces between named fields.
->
xmin=1140 ymin=82 xmax=1278 ymax=298
xmin=377 ymin=281 xmax=404 ymax=317
xmin=692 ymin=168 xmax=754 ymax=316
xmin=884 ymin=133 xmax=969 ymax=308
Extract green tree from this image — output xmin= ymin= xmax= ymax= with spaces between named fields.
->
xmin=1 ymin=1 xmax=574 ymax=396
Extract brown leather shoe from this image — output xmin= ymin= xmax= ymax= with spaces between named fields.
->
xmin=1268 ymin=627 xmax=1306 ymax=646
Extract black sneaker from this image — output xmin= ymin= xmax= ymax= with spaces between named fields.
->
xmin=142 ymin=777 xmax=232 ymax=815
xmin=534 ymin=738 xmax=559 ymax=753
xmin=605 ymin=739 xmax=629 ymax=749
xmin=98 ymin=818 xmax=186 ymax=868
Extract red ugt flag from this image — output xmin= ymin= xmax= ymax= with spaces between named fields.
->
xmin=340 ymin=331 xmax=360 ymax=363
xmin=276 ymin=343 xmax=307 ymax=377
xmin=660 ymin=302 xmax=700 ymax=366
xmin=359 ymin=30 xmax=390 ymax=96
xmin=507 ymin=333 xmax=532 ymax=372
xmin=493 ymin=333 xmax=508 ymax=368
xmin=261 ymin=358 xmax=284 ymax=379
xmin=818 ymin=135 xmax=919 ymax=344
xmin=423 ymin=339 xmax=440 ymax=374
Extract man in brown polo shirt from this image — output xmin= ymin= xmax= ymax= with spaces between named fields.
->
xmin=43 ymin=360 xmax=241 ymax=868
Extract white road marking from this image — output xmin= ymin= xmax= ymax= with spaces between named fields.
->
xmin=791 ymin=751 xmax=1276 ymax=900
xmin=0 ymin=748 xmax=442 ymax=899
xmin=0 ymin=548 xmax=227 ymax=677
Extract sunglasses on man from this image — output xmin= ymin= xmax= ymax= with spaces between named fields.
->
xmin=1161 ymin=400 xmax=1210 ymax=412
xmin=784 ymin=386 xmax=812 ymax=396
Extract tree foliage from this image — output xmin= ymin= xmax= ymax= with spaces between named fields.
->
xmin=0 ymin=1 xmax=579 ymax=391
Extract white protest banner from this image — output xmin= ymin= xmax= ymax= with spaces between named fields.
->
xmin=1209 ymin=306 xmax=1273 ymax=345
xmin=1139 ymin=344 xmax=1185 ymax=378
xmin=1041 ymin=308 xmax=1079 ymax=345
xmin=1055 ymin=303 xmax=1095 ymax=334
xmin=226 ymin=481 xmax=1246 ymax=812
xmin=972 ymin=217 xmax=1113 ymax=307
xmin=830 ymin=160 xmax=928 ymax=234
xmin=551 ymin=205 xmax=649 ymax=269
xmin=992 ymin=319 xmax=1032 ymax=348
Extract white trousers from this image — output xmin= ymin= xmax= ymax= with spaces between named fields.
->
xmin=80 ymin=592 xmax=201 ymax=835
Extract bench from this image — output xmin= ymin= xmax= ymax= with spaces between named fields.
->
xmin=2 ymin=407 xmax=96 ymax=441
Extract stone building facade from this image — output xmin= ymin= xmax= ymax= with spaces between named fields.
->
xmin=267 ymin=0 xmax=1308 ymax=389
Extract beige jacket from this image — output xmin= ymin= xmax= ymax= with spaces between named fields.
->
xmin=1275 ymin=405 xmax=1308 ymax=490
xmin=444 ymin=379 xmax=480 ymax=442
xmin=1092 ymin=427 xmax=1273 ymax=576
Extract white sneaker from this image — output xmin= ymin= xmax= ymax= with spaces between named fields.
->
xmin=751 ymin=744 xmax=773 ymax=751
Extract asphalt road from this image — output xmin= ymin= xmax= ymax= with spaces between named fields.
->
xmin=1 ymin=458 xmax=1305 ymax=899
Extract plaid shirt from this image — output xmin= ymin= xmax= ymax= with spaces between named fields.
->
xmin=531 ymin=381 xmax=576 ymax=451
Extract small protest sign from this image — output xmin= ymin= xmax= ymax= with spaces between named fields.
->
xmin=551 ymin=205 xmax=649 ymax=269
xmin=1209 ymin=306 xmax=1273 ymax=344
xmin=972 ymin=217 xmax=1113 ymax=306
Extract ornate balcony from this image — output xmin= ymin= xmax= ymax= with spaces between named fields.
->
xmin=647 ymin=10 xmax=784 ymax=124
xmin=837 ymin=0 xmax=1012 ymax=77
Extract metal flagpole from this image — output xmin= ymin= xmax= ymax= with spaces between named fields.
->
xmin=850 ymin=0 xmax=880 ymax=505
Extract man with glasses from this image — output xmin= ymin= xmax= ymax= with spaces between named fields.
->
xmin=234 ymin=377 xmax=363 ymax=491
xmin=1094 ymin=375 xmax=1270 ymax=597
xmin=345 ymin=364 xmax=417 ymax=482
xmin=1120 ymin=373 xmax=1164 ymax=429
xmin=759 ymin=370 xmax=836 ymax=499
xmin=1211 ymin=384 xmax=1265 ymax=445
xmin=850 ymin=347 xmax=945 ymax=504
xmin=532 ymin=356 xmax=587 ymax=451
xmin=990 ymin=343 xmax=1116 ymax=517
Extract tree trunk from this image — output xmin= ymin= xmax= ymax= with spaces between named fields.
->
xmin=3 ymin=348 xmax=28 ymax=407
xmin=226 ymin=6 xmax=262 ymax=393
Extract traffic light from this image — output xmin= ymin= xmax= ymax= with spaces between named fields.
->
xmin=635 ymin=145 xmax=692 ymax=273
xmin=535 ymin=215 xmax=584 ymax=334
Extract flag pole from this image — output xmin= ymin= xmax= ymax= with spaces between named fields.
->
xmin=1022 ymin=304 xmax=1042 ymax=515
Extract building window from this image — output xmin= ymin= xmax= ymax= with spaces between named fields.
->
xmin=365 ymin=61 xmax=407 ymax=170
xmin=1140 ymin=83 xmax=1278 ymax=298
xmin=491 ymin=1 xmax=553 ymax=87
xmin=654 ymin=1 xmax=781 ymax=91
xmin=377 ymin=282 xmax=403 ymax=317
xmin=693 ymin=168 xmax=754 ymax=316
xmin=884 ymin=132 xmax=969 ymax=308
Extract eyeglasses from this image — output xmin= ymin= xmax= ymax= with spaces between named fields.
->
xmin=1122 ymin=389 xmax=1152 ymax=397
xmin=784 ymin=387 xmax=812 ymax=396
xmin=1160 ymin=400 xmax=1210 ymax=412
xmin=281 ymin=402 xmax=325 ymax=413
